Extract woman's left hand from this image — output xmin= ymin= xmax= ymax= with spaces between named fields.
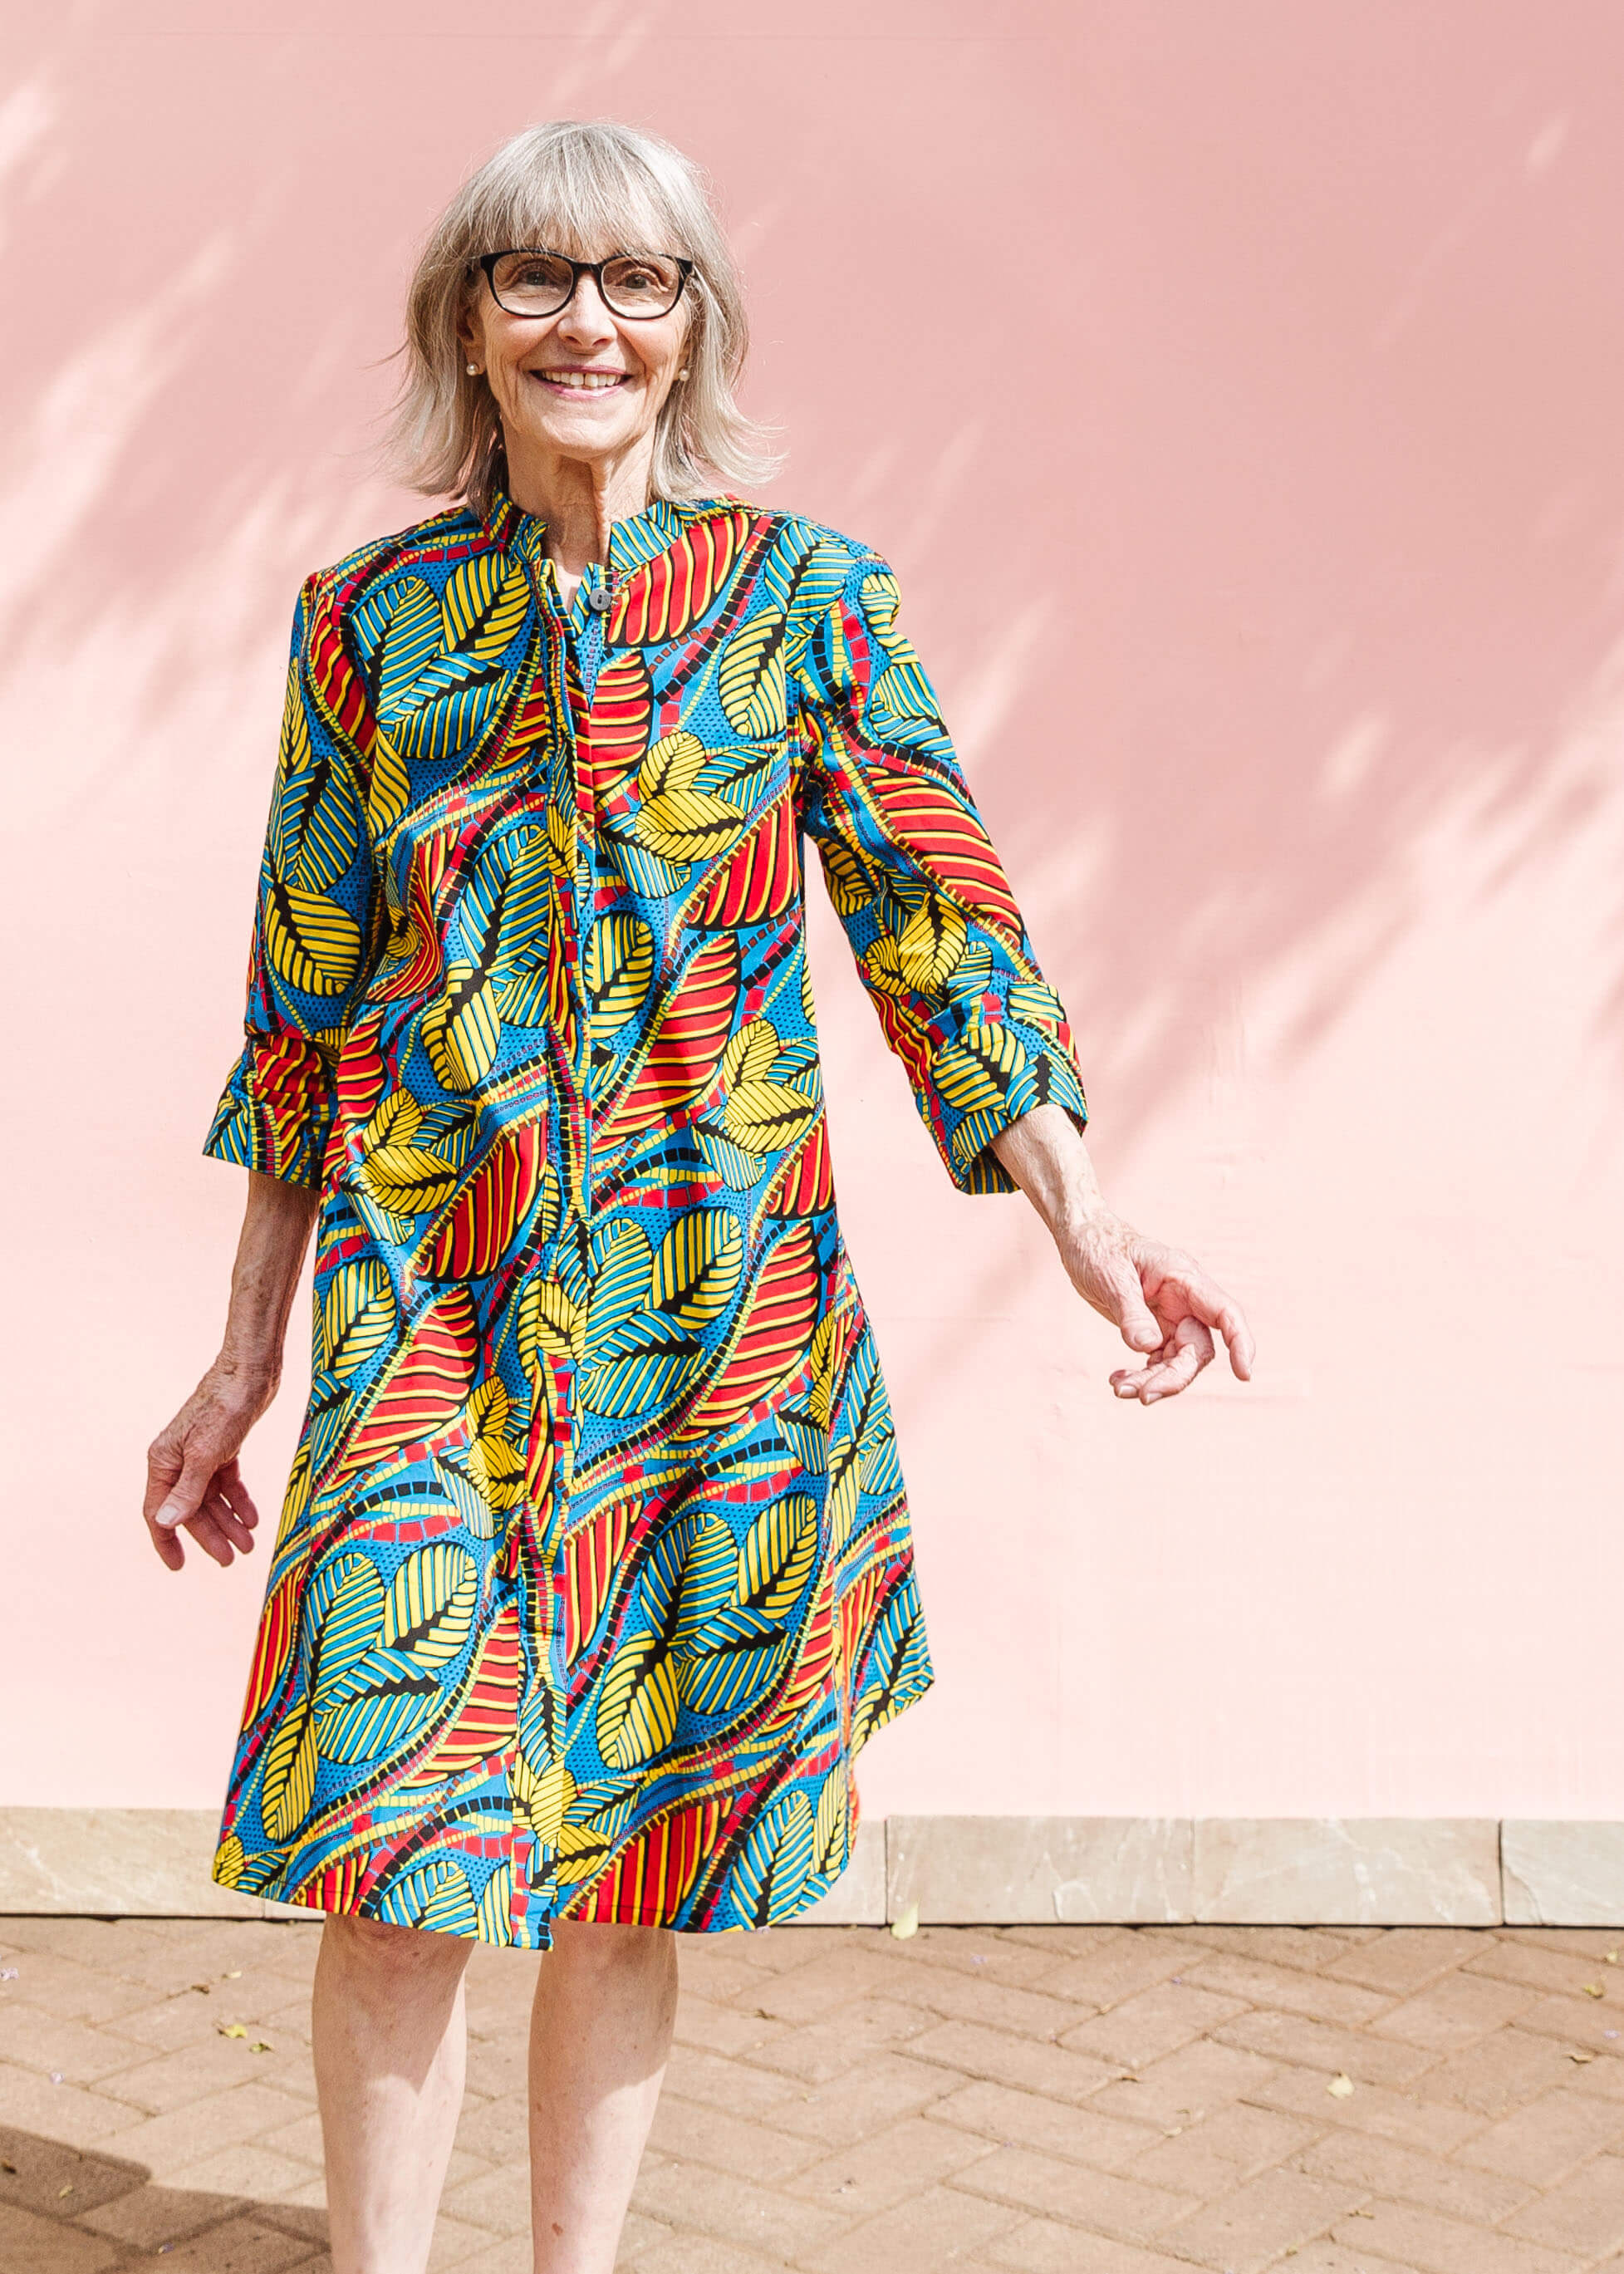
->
xmin=991 ymin=1103 xmax=1254 ymax=1403
xmin=1048 ymin=1207 xmax=1254 ymax=1404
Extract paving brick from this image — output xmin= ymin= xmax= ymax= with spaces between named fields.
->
xmin=1415 ymin=2026 xmax=1583 ymax=2116
xmin=1028 ymin=1933 xmax=1205 ymax=2013
xmin=1328 ymin=2198 xmax=1585 ymax=2274
xmin=166 ymin=2140 xmax=316 ymax=2201
xmin=1458 ymin=2090 xmax=1624 ymax=2183
xmin=742 ymin=1994 xmax=934 ymax=2083
xmin=881 ymin=1963 xmax=1098 ymax=2043
xmin=670 ymin=1992 xmax=790 ymax=2061
xmin=950 ymin=2144 xmax=1198 ymax=2238
xmin=1126 ymin=2098 xmax=1316 ymax=2193
xmin=0 ymin=2000 xmax=151 ymax=2087
xmin=793 ymin=2179 xmax=1023 ymax=2272
xmin=1504 ymin=2150 xmax=1624 ymax=2257
xmin=1164 ymin=2167 xmax=1366 ymax=2271
xmin=1514 ymin=1996 xmax=1624 ymax=2054
xmin=140 ymin=2211 xmax=326 ymax=2270
xmin=1466 ymin=1941 xmax=1624 ymax=1998
xmin=784 ymin=2112 xmax=995 ymax=2216
xmin=1214 ymin=2007 xmax=1436 ymax=2087
xmin=0 ymin=2058 xmax=145 ymax=2146
xmin=629 ymin=2238 xmax=783 ymax=2274
xmin=902 ymin=2018 xmax=1122 ymax=2105
xmin=1092 ymin=2038 xmax=1279 ymax=2127
xmin=1322 ymin=1930 xmax=1488 ymax=1997
xmin=1280 ymin=2247 xmax=1427 ymax=2274
xmin=926 ymin=2078 xmax=1160 ymax=2169
xmin=767 ymin=2051 xmax=958 ymax=2147
xmin=1297 ymin=2123 xmax=1532 ymax=2222
xmin=95 ymin=2082 xmax=315 ymax=2178
xmin=891 ymin=1928 xmax=1082 ymax=1993
xmin=982 ymin=2221 xmax=1199 ymax=2271
xmin=1245 ymin=2062 xmax=1487 ymax=2154
xmin=1368 ymin=1972 xmax=1542 ymax=2051
xmin=440 ymin=2157 xmax=533 ymax=2236
xmin=1179 ymin=1949 xmax=1395 ymax=2027
xmin=658 ymin=2040 xmax=804 ymax=2117
xmin=79 ymin=2183 xmax=243 ymax=2252
xmin=630 ymin=2153 xmax=846 ymax=2258
xmin=1062 ymin=1983 xmax=1250 ymax=2069
xmin=646 ymin=2090 xmax=825 ymax=2182
xmin=1175 ymin=1924 xmax=1369 ymax=1973
xmin=0 ymin=2199 xmax=125 ymax=2271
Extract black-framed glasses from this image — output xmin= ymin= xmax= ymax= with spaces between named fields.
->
xmin=478 ymin=248 xmax=693 ymax=321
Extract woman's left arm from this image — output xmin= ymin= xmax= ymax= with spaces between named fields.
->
xmin=992 ymin=1100 xmax=1254 ymax=1402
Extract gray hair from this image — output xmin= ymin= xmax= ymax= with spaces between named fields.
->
xmin=387 ymin=120 xmax=781 ymax=513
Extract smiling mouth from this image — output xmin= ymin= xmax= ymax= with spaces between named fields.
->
xmin=532 ymin=369 xmax=630 ymax=391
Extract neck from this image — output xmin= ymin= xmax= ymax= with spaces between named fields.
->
xmin=502 ymin=430 xmax=657 ymax=578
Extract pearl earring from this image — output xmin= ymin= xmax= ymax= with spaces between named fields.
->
xmin=466 ymin=361 xmax=479 ymax=376
xmin=678 ymin=366 xmax=689 ymax=380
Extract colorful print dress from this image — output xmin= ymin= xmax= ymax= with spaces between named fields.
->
xmin=204 ymin=489 xmax=1088 ymax=1947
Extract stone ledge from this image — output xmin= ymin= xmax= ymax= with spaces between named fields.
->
xmin=1503 ymin=1821 xmax=1624 ymax=1926
xmin=5 ymin=1811 xmax=1621 ymax=1927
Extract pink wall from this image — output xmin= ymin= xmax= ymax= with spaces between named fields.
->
xmin=6 ymin=3 xmax=1623 ymax=1822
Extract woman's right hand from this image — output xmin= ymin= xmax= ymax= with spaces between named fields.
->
xmin=143 ymin=1365 xmax=269 ymax=1571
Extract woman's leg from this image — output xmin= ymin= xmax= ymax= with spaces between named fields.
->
xmin=312 ymin=1912 xmax=473 ymax=2274
xmin=528 ymin=1918 xmax=680 ymax=2273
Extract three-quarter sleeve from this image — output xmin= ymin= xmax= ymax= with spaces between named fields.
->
xmin=204 ymin=577 xmax=376 ymax=1188
xmin=797 ymin=550 xmax=1088 ymax=1194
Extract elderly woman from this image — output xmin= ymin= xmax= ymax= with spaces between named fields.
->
xmin=145 ymin=119 xmax=1250 ymax=2274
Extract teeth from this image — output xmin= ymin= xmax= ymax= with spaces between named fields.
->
xmin=545 ymin=371 xmax=623 ymax=390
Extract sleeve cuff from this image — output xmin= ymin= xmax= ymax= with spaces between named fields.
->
xmin=204 ymin=1032 xmax=337 ymax=1190
xmin=924 ymin=1020 xmax=1090 ymax=1196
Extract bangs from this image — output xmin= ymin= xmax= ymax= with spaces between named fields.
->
xmin=461 ymin=144 xmax=689 ymax=266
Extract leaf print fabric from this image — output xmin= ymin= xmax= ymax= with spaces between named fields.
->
xmin=204 ymin=489 xmax=1087 ymax=1947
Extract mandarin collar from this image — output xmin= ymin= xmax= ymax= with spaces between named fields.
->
xmin=480 ymin=484 xmax=692 ymax=570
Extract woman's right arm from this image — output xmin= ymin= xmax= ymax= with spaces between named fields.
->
xmin=143 ymin=1171 xmax=318 ymax=1571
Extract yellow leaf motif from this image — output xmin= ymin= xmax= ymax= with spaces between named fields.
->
xmin=359 ymin=1142 xmax=462 ymax=1220
xmin=737 ymin=1494 xmax=818 ymax=1619
xmin=260 ymin=1707 xmax=319 ymax=1844
xmin=635 ymin=788 xmax=746 ymax=867
xmin=382 ymin=1543 xmax=479 ymax=1663
xmin=722 ymin=1080 xmax=817 ymax=1157
xmin=721 ymin=1019 xmax=779 ymax=1089
xmin=584 ymin=913 xmax=655 ymax=1046
xmin=596 ymin=1631 xmax=681 ymax=1771
xmin=517 ymin=1275 xmax=586 ymax=1368
xmin=639 ymin=729 xmax=705 ymax=801
xmin=718 ymin=609 xmax=788 ymax=738
xmin=263 ymin=881 xmax=362 ymax=997
xmin=891 ymin=895 xmax=968 ymax=993
xmin=321 ymin=1260 xmax=397 ymax=1378
xmin=650 ymin=1211 xmax=744 ymax=1329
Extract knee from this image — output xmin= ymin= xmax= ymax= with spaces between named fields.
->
xmin=547 ymin=1918 xmax=674 ymax=1979
xmin=323 ymin=1910 xmax=471 ymax=1984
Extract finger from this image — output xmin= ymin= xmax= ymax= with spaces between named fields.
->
xmin=1112 ymin=1319 xmax=1213 ymax=1402
xmin=145 ymin=1514 xmax=186 ymax=1571
xmin=201 ymin=1489 xmax=256 ymax=1554
xmin=143 ymin=1444 xmax=185 ymax=1525
xmin=215 ymin=1460 xmax=262 ymax=1530
xmin=182 ymin=1509 xmax=237 ymax=1569
xmin=153 ymin=1451 xmax=223 ymax=1533
xmin=1152 ymin=1272 xmax=1255 ymax=1382
xmin=1105 ymin=1261 xmax=1164 ymax=1354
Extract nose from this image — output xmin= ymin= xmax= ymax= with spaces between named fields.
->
xmin=556 ymin=272 xmax=616 ymax=346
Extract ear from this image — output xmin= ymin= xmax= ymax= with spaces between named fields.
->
xmin=454 ymin=292 xmax=483 ymax=361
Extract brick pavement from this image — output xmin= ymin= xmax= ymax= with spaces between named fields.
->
xmin=3 ymin=1914 xmax=1624 ymax=2272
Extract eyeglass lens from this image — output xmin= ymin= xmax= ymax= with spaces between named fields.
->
xmin=489 ymin=252 xmax=684 ymax=318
